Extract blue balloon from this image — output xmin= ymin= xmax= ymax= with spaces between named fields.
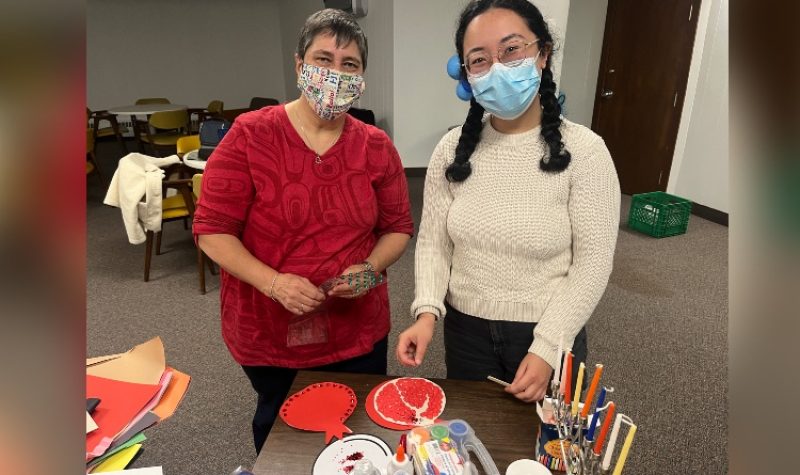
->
xmin=447 ymin=54 xmax=462 ymax=80
xmin=456 ymin=81 xmax=472 ymax=101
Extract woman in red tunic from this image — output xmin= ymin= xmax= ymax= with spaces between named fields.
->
xmin=193 ymin=9 xmax=413 ymax=453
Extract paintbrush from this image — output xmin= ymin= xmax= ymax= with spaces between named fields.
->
xmin=486 ymin=375 xmax=510 ymax=387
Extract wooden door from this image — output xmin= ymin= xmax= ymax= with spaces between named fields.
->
xmin=592 ymin=0 xmax=701 ymax=194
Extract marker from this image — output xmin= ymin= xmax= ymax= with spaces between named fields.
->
xmin=587 ymin=387 xmax=607 ymax=440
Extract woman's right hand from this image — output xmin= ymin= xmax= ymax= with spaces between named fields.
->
xmin=269 ymin=273 xmax=325 ymax=315
xmin=396 ymin=313 xmax=436 ymax=367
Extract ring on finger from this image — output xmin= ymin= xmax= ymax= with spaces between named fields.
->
xmin=301 ymin=304 xmax=306 ymax=313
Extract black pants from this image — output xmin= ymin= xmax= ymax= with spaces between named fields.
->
xmin=444 ymin=303 xmax=588 ymax=390
xmin=241 ymin=336 xmax=388 ymax=454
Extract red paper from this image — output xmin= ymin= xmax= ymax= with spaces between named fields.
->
xmin=279 ymin=382 xmax=357 ymax=443
xmin=85 ymin=374 xmax=161 ymax=459
xmin=366 ymin=378 xmax=446 ymax=430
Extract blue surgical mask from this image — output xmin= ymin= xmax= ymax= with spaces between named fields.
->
xmin=467 ymin=54 xmax=541 ymax=120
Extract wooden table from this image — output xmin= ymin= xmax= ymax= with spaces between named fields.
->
xmin=107 ymin=104 xmax=189 ymax=116
xmin=253 ymin=371 xmax=543 ymax=475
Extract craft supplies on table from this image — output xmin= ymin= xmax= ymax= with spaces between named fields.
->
xmin=405 ymin=419 xmax=500 ymax=475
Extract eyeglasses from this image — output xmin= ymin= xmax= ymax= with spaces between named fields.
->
xmin=463 ymin=39 xmax=540 ymax=77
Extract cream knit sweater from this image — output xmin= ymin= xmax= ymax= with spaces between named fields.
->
xmin=411 ymin=118 xmax=621 ymax=369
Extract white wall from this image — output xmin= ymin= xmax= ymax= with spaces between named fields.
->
xmin=392 ymin=0 xmax=570 ymax=168
xmin=278 ymin=0 xmax=323 ymax=102
xmin=668 ymin=0 xmax=729 ymax=213
xmin=355 ymin=0 xmax=394 ymax=135
xmin=392 ymin=0 xmax=470 ymax=168
xmin=559 ymin=0 xmax=608 ymax=126
xmin=86 ymin=0 xmax=287 ymax=111
xmin=531 ymin=0 xmax=571 ymax=88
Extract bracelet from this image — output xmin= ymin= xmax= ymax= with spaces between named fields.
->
xmin=268 ymin=273 xmax=280 ymax=301
xmin=361 ymin=260 xmax=375 ymax=273
xmin=415 ymin=311 xmax=439 ymax=322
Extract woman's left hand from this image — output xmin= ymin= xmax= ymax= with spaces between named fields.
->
xmin=327 ymin=264 xmax=371 ymax=299
xmin=506 ymin=352 xmax=554 ymax=403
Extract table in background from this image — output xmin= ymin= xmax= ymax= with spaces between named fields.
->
xmin=253 ymin=371 xmax=542 ymax=475
xmin=107 ymin=104 xmax=189 ymax=153
xmin=107 ymin=104 xmax=189 ymax=117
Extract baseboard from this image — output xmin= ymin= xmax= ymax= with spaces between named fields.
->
xmin=405 ymin=168 xmax=427 ymax=177
xmin=692 ymin=202 xmax=728 ymax=226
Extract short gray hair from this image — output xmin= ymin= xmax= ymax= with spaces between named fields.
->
xmin=296 ymin=8 xmax=368 ymax=70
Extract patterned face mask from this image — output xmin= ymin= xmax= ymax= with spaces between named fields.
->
xmin=297 ymin=63 xmax=366 ymax=121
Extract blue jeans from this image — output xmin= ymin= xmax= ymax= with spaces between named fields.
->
xmin=443 ymin=302 xmax=588 ymax=388
xmin=241 ymin=336 xmax=388 ymax=454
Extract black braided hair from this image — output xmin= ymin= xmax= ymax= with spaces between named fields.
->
xmin=539 ymin=67 xmax=571 ymax=171
xmin=447 ymin=0 xmax=571 ymax=183
xmin=446 ymin=98 xmax=485 ymax=181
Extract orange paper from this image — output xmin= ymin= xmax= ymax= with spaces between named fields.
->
xmin=151 ymin=367 xmax=190 ymax=420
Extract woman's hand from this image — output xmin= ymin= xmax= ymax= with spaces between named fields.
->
xmin=270 ymin=273 xmax=325 ymax=315
xmin=327 ymin=264 xmax=373 ymax=299
xmin=396 ymin=314 xmax=436 ymax=366
xmin=506 ymin=352 xmax=554 ymax=403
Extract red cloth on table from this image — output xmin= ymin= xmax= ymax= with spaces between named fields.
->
xmin=193 ymin=105 xmax=414 ymax=367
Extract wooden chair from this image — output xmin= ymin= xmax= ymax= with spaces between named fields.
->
xmin=142 ymin=164 xmax=209 ymax=294
xmin=177 ymin=135 xmax=200 ymax=156
xmin=135 ymin=109 xmax=190 ymax=157
xmin=248 ymin=97 xmax=279 ymax=110
xmin=188 ymin=100 xmax=224 ymax=133
xmin=86 ymin=128 xmax=105 ymax=183
xmin=191 ymin=173 xmax=218 ymax=294
xmin=87 ymin=108 xmax=128 ymax=155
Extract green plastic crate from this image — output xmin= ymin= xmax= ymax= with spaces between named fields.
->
xmin=627 ymin=191 xmax=692 ymax=238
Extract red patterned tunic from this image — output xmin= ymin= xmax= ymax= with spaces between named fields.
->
xmin=193 ymin=105 xmax=414 ymax=367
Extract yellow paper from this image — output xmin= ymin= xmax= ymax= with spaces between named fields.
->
xmin=87 ymin=337 xmax=166 ymax=385
xmin=86 ymin=411 xmax=98 ymax=433
xmin=90 ymin=443 xmax=142 ymax=473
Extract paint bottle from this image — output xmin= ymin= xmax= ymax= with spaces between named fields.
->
xmin=352 ymin=459 xmax=380 ymax=475
xmin=387 ymin=443 xmax=414 ymax=475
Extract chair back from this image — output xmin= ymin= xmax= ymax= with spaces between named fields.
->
xmin=177 ymin=135 xmax=201 ymax=155
xmin=149 ymin=109 xmax=189 ymax=131
xmin=86 ymin=128 xmax=94 ymax=151
xmin=248 ymin=97 xmax=278 ymax=110
xmin=192 ymin=173 xmax=203 ymax=200
xmin=207 ymin=100 xmax=224 ymax=115
xmin=136 ymin=97 xmax=171 ymax=105
xmin=347 ymin=107 xmax=376 ymax=126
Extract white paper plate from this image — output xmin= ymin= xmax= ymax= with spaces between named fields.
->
xmin=312 ymin=434 xmax=392 ymax=475
xmin=506 ymin=459 xmax=553 ymax=475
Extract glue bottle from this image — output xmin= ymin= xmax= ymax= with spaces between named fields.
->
xmin=352 ymin=459 xmax=380 ymax=475
xmin=387 ymin=443 xmax=414 ymax=474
